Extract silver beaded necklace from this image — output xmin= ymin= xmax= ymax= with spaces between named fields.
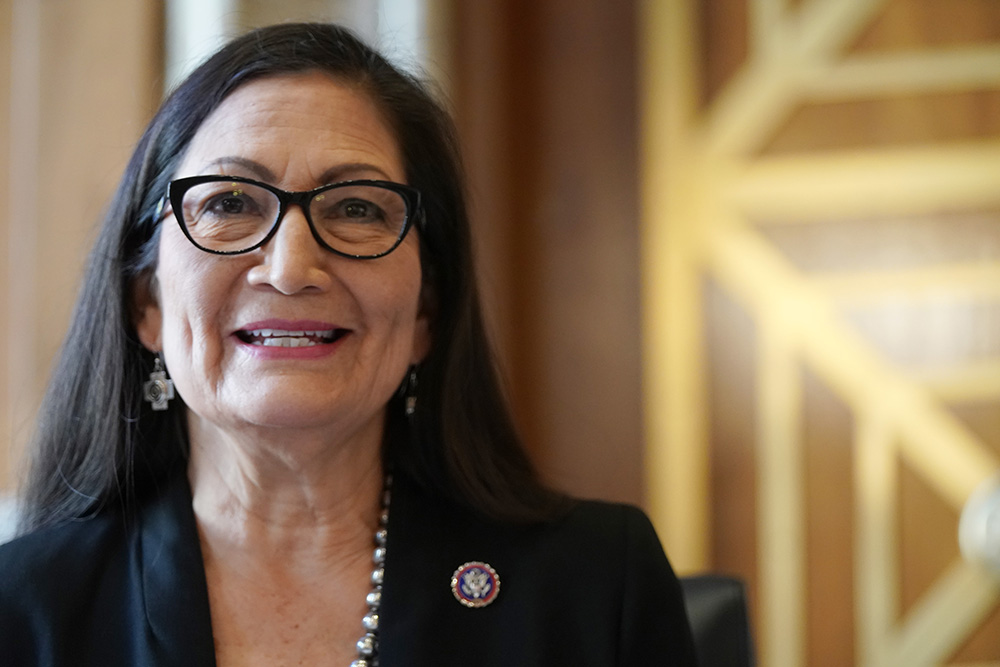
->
xmin=350 ymin=474 xmax=391 ymax=667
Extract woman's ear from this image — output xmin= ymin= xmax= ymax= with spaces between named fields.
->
xmin=410 ymin=281 xmax=436 ymax=364
xmin=131 ymin=276 xmax=163 ymax=352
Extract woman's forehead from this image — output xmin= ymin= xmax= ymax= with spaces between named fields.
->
xmin=177 ymin=72 xmax=404 ymax=186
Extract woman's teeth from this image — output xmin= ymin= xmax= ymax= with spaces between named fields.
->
xmin=245 ymin=329 xmax=337 ymax=347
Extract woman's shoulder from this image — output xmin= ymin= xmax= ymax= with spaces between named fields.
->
xmin=384 ymin=477 xmax=698 ymax=664
xmin=557 ymin=497 xmax=663 ymax=543
xmin=397 ymin=475 xmax=681 ymax=596
xmin=0 ymin=511 xmax=131 ymax=663
xmin=0 ymin=508 xmax=128 ymax=602
xmin=397 ymin=473 xmax=670 ymax=561
xmin=0 ymin=475 xmax=210 ymax=666
xmin=538 ymin=499 xmax=696 ymax=662
xmin=518 ymin=497 xmax=676 ymax=581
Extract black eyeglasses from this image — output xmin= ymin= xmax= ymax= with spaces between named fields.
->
xmin=163 ymin=175 xmax=422 ymax=259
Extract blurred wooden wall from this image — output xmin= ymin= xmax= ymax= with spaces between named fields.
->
xmin=642 ymin=1 xmax=1000 ymax=665
xmin=0 ymin=0 xmax=162 ymax=492
xmin=447 ymin=0 xmax=647 ymax=507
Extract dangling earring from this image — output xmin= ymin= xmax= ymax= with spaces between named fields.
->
xmin=143 ymin=354 xmax=175 ymax=411
xmin=403 ymin=366 xmax=418 ymax=416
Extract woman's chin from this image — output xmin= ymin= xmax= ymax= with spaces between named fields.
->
xmin=195 ymin=397 xmax=385 ymax=443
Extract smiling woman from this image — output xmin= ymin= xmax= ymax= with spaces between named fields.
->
xmin=136 ymin=73 xmax=430 ymax=446
xmin=0 ymin=23 xmax=696 ymax=667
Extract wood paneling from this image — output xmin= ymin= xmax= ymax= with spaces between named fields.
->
xmin=645 ymin=0 xmax=1000 ymax=664
xmin=0 ymin=2 xmax=12 ymax=487
xmin=0 ymin=0 xmax=162 ymax=491
xmin=449 ymin=0 xmax=644 ymax=506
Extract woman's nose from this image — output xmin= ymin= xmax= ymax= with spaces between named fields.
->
xmin=246 ymin=206 xmax=334 ymax=294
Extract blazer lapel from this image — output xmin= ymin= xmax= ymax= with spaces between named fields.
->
xmin=140 ymin=473 xmax=218 ymax=666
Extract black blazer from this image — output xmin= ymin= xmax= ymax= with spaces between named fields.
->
xmin=0 ymin=470 xmax=697 ymax=666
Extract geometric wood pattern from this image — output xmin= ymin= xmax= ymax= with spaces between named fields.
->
xmin=641 ymin=1 xmax=1000 ymax=664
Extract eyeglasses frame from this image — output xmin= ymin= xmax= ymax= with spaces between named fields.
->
xmin=164 ymin=174 xmax=423 ymax=260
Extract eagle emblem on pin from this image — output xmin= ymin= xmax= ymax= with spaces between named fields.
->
xmin=451 ymin=561 xmax=500 ymax=608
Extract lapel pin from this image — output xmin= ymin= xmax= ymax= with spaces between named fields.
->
xmin=451 ymin=561 xmax=500 ymax=608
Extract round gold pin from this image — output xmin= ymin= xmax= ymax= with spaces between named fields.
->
xmin=451 ymin=561 xmax=500 ymax=608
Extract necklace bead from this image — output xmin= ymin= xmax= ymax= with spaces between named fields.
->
xmin=356 ymin=633 xmax=376 ymax=657
xmin=353 ymin=475 xmax=390 ymax=666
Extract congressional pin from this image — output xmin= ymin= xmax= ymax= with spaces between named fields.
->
xmin=451 ymin=561 xmax=500 ymax=608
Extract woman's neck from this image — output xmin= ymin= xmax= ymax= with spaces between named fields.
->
xmin=187 ymin=421 xmax=384 ymax=667
xmin=186 ymin=414 xmax=385 ymax=574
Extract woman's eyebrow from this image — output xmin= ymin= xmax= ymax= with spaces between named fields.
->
xmin=318 ymin=162 xmax=394 ymax=184
xmin=196 ymin=159 xmax=395 ymax=186
xmin=200 ymin=156 xmax=277 ymax=181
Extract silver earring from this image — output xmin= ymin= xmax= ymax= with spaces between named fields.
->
xmin=404 ymin=367 xmax=418 ymax=416
xmin=143 ymin=355 xmax=175 ymax=411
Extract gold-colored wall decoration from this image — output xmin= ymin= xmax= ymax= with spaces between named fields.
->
xmin=641 ymin=1 xmax=1000 ymax=664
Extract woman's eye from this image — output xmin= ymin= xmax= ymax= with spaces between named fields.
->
xmin=342 ymin=200 xmax=376 ymax=219
xmin=195 ymin=190 xmax=268 ymax=221
xmin=312 ymin=188 xmax=401 ymax=232
xmin=206 ymin=193 xmax=256 ymax=217
xmin=218 ymin=196 xmax=245 ymax=214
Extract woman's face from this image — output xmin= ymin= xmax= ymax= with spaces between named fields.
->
xmin=135 ymin=72 xmax=430 ymax=445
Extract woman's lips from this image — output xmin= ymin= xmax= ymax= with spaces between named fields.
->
xmin=237 ymin=327 xmax=343 ymax=347
xmin=234 ymin=320 xmax=349 ymax=353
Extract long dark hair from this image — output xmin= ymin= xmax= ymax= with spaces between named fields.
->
xmin=18 ymin=23 xmax=564 ymax=534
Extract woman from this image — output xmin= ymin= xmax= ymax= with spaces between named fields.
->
xmin=0 ymin=23 xmax=696 ymax=666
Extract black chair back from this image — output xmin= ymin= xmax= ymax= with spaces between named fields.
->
xmin=680 ymin=575 xmax=755 ymax=667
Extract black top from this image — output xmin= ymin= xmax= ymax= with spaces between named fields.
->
xmin=0 ymin=470 xmax=697 ymax=666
